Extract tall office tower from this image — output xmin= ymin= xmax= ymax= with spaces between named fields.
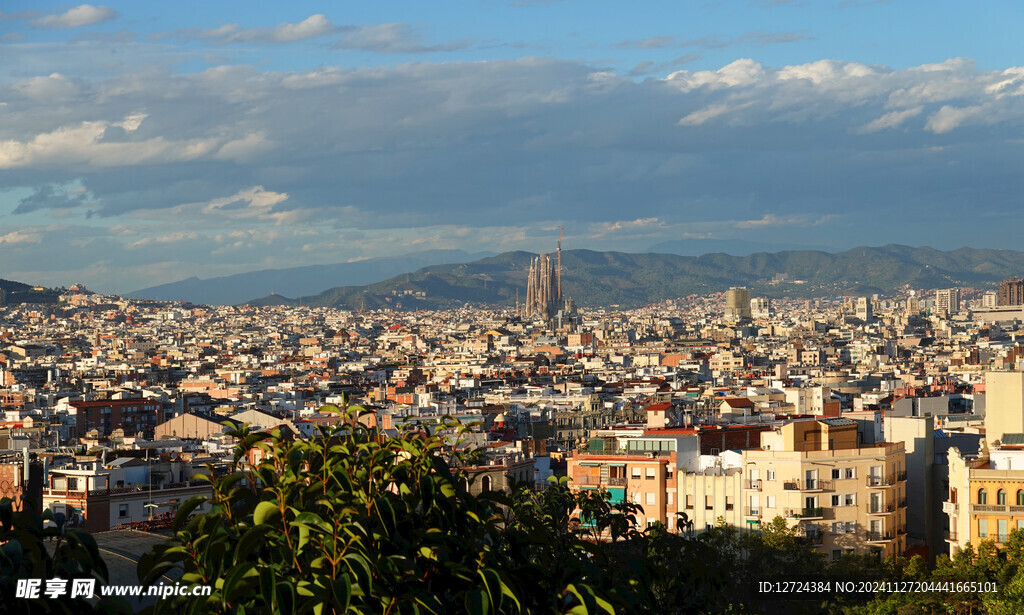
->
xmin=523 ymin=253 xmax=558 ymax=319
xmin=750 ymin=297 xmax=772 ymax=319
xmin=983 ymin=291 xmax=998 ymax=308
xmin=935 ymin=288 xmax=960 ymax=317
xmin=724 ymin=287 xmax=751 ymax=321
xmin=998 ymin=278 xmax=1024 ymax=306
xmin=856 ymin=297 xmax=873 ymax=322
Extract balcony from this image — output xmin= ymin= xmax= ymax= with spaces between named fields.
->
xmin=744 ymin=507 xmax=761 ymax=517
xmin=607 ymin=477 xmax=627 ymax=486
xmin=784 ymin=507 xmax=824 ymax=520
xmin=944 ymin=530 xmax=959 ymax=542
xmin=971 ymin=504 xmax=1008 ymax=513
xmin=942 ymin=501 xmax=958 ymax=515
xmin=865 ymin=531 xmax=894 ymax=543
xmin=866 ymin=476 xmax=896 ymax=488
xmin=745 ymin=479 xmax=762 ymax=491
xmin=868 ymin=503 xmax=895 ymax=515
xmin=782 ymin=479 xmax=829 ymax=492
xmin=797 ymin=530 xmax=824 ymax=546
xmin=1010 ymin=506 xmax=1024 ymax=514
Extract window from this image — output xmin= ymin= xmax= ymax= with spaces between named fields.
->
xmin=832 ymin=469 xmax=841 ymax=480
xmin=1018 ymin=490 xmax=1024 ymax=506
xmin=999 ymin=519 xmax=1008 ymax=543
xmin=632 ymin=492 xmax=641 ymax=504
xmin=845 ymin=494 xmax=856 ymax=506
xmin=999 ymin=489 xmax=1007 ymax=506
xmin=685 ymin=494 xmax=694 ymax=509
xmin=844 ymin=468 xmax=855 ymax=479
xmin=979 ymin=519 xmax=988 ymax=538
xmin=1018 ymin=519 xmax=1024 ymax=531
xmin=667 ymin=492 xmax=674 ymax=505
xmin=632 ymin=467 xmax=642 ymax=479
xmin=666 ymin=467 xmax=674 ymax=479
xmin=705 ymin=495 xmax=713 ymax=510
xmin=831 ymin=523 xmax=842 ymax=535
xmin=978 ymin=488 xmax=988 ymax=505
xmin=766 ymin=469 xmax=776 ymax=481
xmin=831 ymin=495 xmax=841 ymax=506
xmin=766 ymin=495 xmax=776 ymax=509
xmin=118 ymin=504 xmax=128 ymax=518
xmin=646 ymin=467 xmax=656 ymax=479
xmin=647 ymin=493 xmax=656 ymax=506
xmin=831 ymin=549 xmax=843 ymax=561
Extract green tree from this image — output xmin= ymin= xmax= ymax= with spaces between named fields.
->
xmin=138 ymin=404 xmax=643 ymax=614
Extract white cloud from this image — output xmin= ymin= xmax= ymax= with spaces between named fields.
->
xmin=0 ymin=230 xmax=42 ymax=245
xmin=858 ymin=106 xmax=923 ymax=133
xmin=925 ymin=105 xmax=985 ymax=134
xmin=126 ymin=231 xmax=199 ymax=250
xmin=679 ymin=103 xmax=734 ymax=126
xmin=0 ymin=113 xmax=227 ymax=169
xmin=32 ymin=5 xmax=116 ymax=29
xmin=175 ymin=14 xmax=338 ymax=45
xmin=14 ymin=73 xmax=79 ymax=101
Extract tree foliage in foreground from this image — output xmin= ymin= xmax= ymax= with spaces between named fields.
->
xmin=137 ymin=404 xmax=647 ymax=614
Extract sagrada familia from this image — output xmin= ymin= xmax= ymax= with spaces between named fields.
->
xmin=520 ymin=228 xmax=573 ymax=320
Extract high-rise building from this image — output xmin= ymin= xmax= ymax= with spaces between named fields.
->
xmin=998 ymin=278 xmax=1024 ymax=306
xmin=983 ymin=291 xmax=998 ymax=308
xmin=724 ymin=287 xmax=751 ymax=321
xmin=856 ymin=297 xmax=873 ymax=322
xmin=935 ymin=288 xmax=961 ymax=317
xmin=750 ymin=297 xmax=772 ymax=319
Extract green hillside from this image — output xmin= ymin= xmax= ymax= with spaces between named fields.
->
xmin=243 ymin=245 xmax=1024 ymax=309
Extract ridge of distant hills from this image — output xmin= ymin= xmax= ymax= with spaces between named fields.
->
xmin=127 ymin=249 xmax=494 ymax=305
xmin=0 ymin=279 xmax=60 ymax=305
xmin=243 ymin=245 xmax=1024 ymax=310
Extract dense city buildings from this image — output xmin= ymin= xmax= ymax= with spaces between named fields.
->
xmin=4 ymin=274 xmax=1024 ymax=564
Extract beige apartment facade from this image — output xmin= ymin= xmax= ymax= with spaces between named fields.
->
xmin=946 ymin=445 xmax=1024 ymax=554
xmin=742 ymin=419 xmax=907 ymax=560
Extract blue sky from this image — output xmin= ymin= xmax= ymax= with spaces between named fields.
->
xmin=3 ymin=2 xmax=1024 ymax=293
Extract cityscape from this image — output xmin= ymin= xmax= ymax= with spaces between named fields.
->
xmin=7 ymin=0 xmax=1024 ymax=613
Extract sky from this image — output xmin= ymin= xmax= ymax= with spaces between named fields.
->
xmin=3 ymin=1 xmax=1024 ymax=294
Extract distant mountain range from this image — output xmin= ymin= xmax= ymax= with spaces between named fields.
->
xmin=243 ymin=245 xmax=1024 ymax=310
xmin=127 ymin=250 xmax=493 ymax=305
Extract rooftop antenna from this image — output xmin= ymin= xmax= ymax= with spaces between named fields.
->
xmin=557 ymin=226 xmax=563 ymax=301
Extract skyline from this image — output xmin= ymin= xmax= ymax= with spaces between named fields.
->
xmin=3 ymin=2 xmax=1024 ymax=293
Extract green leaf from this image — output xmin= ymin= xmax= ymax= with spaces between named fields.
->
xmin=464 ymin=588 xmax=490 ymax=615
xmin=253 ymin=501 xmax=281 ymax=526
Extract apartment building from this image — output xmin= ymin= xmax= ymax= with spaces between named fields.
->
xmin=742 ymin=419 xmax=907 ymax=560
xmin=946 ymin=442 xmax=1024 ymax=553
xmin=568 ymin=434 xmax=698 ymax=532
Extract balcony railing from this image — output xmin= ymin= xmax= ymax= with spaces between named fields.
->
xmin=1011 ymin=506 xmax=1024 ymax=513
xmin=745 ymin=479 xmax=762 ymax=491
xmin=972 ymin=504 xmax=1008 ymax=513
xmin=784 ymin=507 xmax=824 ymax=519
xmin=607 ymin=477 xmax=627 ymax=486
xmin=744 ymin=507 xmax=761 ymax=517
xmin=782 ymin=479 xmax=830 ymax=491
xmin=944 ymin=530 xmax=959 ymax=542
xmin=797 ymin=531 xmax=824 ymax=546
xmin=866 ymin=476 xmax=896 ymax=488
xmin=868 ymin=503 xmax=895 ymax=515
xmin=865 ymin=531 xmax=894 ymax=542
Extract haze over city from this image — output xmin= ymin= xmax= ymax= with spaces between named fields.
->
xmin=2 ymin=1 xmax=1024 ymax=294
